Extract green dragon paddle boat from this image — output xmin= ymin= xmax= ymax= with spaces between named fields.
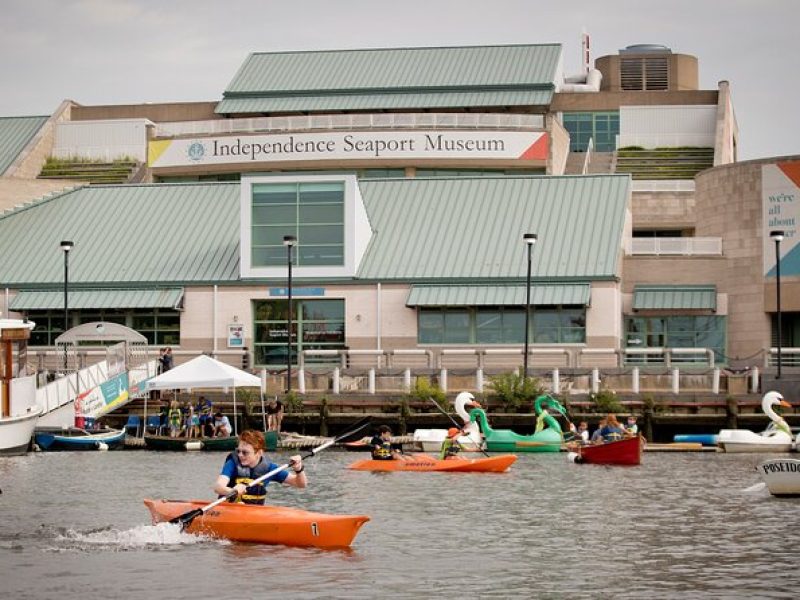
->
xmin=469 ymin=394 xmax=567 ymax=453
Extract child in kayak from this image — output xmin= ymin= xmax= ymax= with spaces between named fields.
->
xmin=213 ymin=429 xmax=305 ymax=505
xmin=440 ymin=427 xmax=464 ymax=460
xmin=370 ymin=425 xmax=407 ymax=460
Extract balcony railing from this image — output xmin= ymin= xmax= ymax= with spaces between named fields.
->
xmin=154 ymin=112 xmax=545 ymax=138
xmin=630 ymin=237 xmax=722 ymax=256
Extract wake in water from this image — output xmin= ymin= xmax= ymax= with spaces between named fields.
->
xmin=52 ymin=522 xmax=228 ymax=552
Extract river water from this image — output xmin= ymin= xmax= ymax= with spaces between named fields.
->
xmin=1 ymin=448 xmax=798 ymax=599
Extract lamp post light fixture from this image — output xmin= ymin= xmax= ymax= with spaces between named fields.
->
xmin=523 ymin=233 xmax=538 ymax=381
xmin=60 ymin=240 xmax=74 ymax=369
xmin=770 ymin=230 xmax=785 ymax=379
xmin=283 ymin=235 xmax=297 ymax=393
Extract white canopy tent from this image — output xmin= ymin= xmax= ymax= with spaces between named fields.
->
xmin=145 ymin=354 xmax=264 ymax=435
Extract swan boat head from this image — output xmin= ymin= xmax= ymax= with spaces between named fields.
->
xmin=762 ymin=391 xmax=792 ymax=437
xmin=454 ymin=391 xmax=482 ymax=423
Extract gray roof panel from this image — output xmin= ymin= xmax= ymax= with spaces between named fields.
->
xmin=0 ymin=116 xmax=48 ymax=175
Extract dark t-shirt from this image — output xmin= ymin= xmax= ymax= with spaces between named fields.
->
xmin=266 ymin=400 xmax=283 ymax=415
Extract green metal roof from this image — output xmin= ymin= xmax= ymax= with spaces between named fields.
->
xmin=0 ymin=174 xmax=628 ymax=290
xmin=10 ymin=288 xmax=184 ymax=310
xmin=0 ymin=183 xmax=241 ymax=287
xmin=0 ymin=116 xmax=48 ymax=175
xmin=357 ymin=175 xmax=631 ymax=280
xmin=218 ymin=44 xmax=560 ymax=114
xmin=216 ymin=89 xmax=554 ymax=114
xmin=632 ymin=285 xmax=717 ymax=311
xmin=406 ymin=283 xmax=591 ymax=306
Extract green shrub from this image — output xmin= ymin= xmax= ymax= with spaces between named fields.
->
xmin=590 ymin=389 xmax=624 ymax=413
xmin=283 ymin=390 xmax=303 ymax=414
xmin=408 ymin=377 xmax=446 ymax=409
xmin=487 ymin=373 xmax=544 ymax=411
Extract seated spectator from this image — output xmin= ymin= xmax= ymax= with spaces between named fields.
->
xmin=599 ymin=414 xmax=625 ymax=442
xmin=590 ymin=418 xmax=607 ymax=443
xmin=212 ymin=411 xmax=232 ymax=437
xmin=623 ymin=415 xmax=639 ymax=436
xmin=197 ymin=395 xmax=214 ymax=437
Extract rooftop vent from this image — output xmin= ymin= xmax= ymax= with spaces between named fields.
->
xmin=620 ymin=44 xmax=672 ymax=54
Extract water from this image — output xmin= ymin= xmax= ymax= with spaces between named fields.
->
xmin=1 ymin=449 xmax=798 ymax=599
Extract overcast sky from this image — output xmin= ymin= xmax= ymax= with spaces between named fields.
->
xmin=1 ymin=0 xmax=796 ymax=160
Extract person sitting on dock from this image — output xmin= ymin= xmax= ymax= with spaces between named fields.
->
xmin=212 ymin=411 xmax=232 ymax=437
xmin=599 ymin=414 xmax=625 ymax=442
xmin=440 ymin=427 xmax=464 ymax=460
xmin=370 ymin=425 xmax=405 ymax=460
xmin=213 ymin=429 xmax=306 ymax=505
xmin=623 ymin=415 xmax=639 ymax=437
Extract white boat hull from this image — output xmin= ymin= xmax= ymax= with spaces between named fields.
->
xmin=0 ymin=408 xmax=41 ymax=456
xmin=717 ymin=429 xmax=793 ymax=453
xmin=413 ymin=429 xmax=483 ymax=453
xmin=758 ymin=459 xmax=800 ymax=496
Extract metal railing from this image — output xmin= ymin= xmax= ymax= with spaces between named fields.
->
xmin=154 ymin=112 xmax=545 ymax=138
xmin=630 ymin=237 xmax=722 ymax=256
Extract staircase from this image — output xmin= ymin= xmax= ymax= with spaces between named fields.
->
xmin=38 ymin=158 xmax=140 ymax=185
xmin=614 ymin=147 xmax=714 ymax=180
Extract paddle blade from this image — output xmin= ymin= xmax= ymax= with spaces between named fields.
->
xmin=170 ymin=508 xmax=203 ymax=528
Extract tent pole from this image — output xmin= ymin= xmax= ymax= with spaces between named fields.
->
xmin=233 ymin=387 xmax=238 ymax=436
xmin=260 ymin=391 xmax=267 ymax=432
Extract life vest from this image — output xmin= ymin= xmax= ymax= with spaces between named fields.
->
xmin=371 ymin=436 xmax=393 ymax=460
xmin=226 ymin=453 xmax=281 ymax=504
xmin=168 ymin=408 xmax=182 ymax=427
xmin=440 ymin=438 xmax=461 ymax=460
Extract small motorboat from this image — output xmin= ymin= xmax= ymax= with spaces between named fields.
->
xmin=144 ymin=499 xmax=370 ymax=548
xmin=346 ymin=453 xmax=517 ymax=473
xmin=757 ymin=458 xmax=800 ymax=497
xmin=34 ymin=427 xmax=126 ymax=451
xmin=718 ymin=391 xmax=794 ymax=453
xmin=568 ymin=436 xmax=643 ymax=466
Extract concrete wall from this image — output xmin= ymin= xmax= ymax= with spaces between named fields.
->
xmin=714 ymin=80 xmax=739 ymax=166
xmin=5 ymin=100 xmax=75 ymax=180
xmin=72 ymin=102 xmax=219 ymax=123
xmin=0 ymin=177 xmax=82 ymax=213
xmin=695 ymin=157 xmax=800 ymax=361
xmin=631 ymin=191 xmax=695 ymax=229
xmin=552 ymin=90 xmax=717 ymax=113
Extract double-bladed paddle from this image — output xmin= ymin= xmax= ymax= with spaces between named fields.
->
xmin=427 ymin=396 xmax=491 ymax=457
xmin=170 ymin=416 xmax=372 ymax=529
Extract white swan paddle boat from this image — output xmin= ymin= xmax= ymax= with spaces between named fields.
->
xmin=718 ymin=391 xmax=795 ymax=453
xmin=413 ymin=391 xmax=484 ymax=452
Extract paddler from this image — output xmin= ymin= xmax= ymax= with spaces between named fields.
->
xmin=213 ymin=430 xmax=306 ymax=505
xmin=439 ymin=427 xmax=464 ymax=460
xmin=370 ymin=425 xmax=407 ymax=460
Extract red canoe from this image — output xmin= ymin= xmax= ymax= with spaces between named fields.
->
xmin=143 ymin=499 xmax=370 ymax=548
xmin=347 ymin=454 xmax=517 ymax=473
xmin=574 ymin=436 xmax=642 ymax=466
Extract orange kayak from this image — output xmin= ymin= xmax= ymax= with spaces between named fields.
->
xmin=143 ymin=499 xmax=370 ymax=548
xmin=347 ymin=454 xmax=517 ymax=473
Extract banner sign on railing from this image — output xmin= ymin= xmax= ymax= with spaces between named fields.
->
xmin=76 ymin=372 xmax=129 ymax=418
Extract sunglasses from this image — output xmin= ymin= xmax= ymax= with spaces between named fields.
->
xmin=236 ymin=448 xmax=254 ymax=455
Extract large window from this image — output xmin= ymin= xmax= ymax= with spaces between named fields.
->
xmin=251 ymin=181 xmax=344 ymax=268
xmin=562 ymin=112 xmax=620 ymax=152
xmin=26 ymin=309 xmax=181 ymax=346
xmin=625 ymin=315 xmax=726 ymax=364
xmin=418 ymin=307 xmax=586 ymax=344
xmin=253 ymin=299 xmax=345 ymax=366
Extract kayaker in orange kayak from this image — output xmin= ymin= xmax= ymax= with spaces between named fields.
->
xmin=213 ymin=430 xmax=306 ymax=504
xmin=439 ymin=427 xmax=465 ymax=460
xmin=370 ymin=425 xmax=409 ymax=461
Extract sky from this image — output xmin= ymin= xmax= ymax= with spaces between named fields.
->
xmin=0 ymin=0 xmax=797 ymax=161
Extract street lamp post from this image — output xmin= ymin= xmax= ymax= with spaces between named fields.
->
xmin=283 ymin=235 xmax=296 ymax=393
xmin=770 ymin=230 xmax=784 ymax=379
xmin=523 ymin=233 xmax=538 ymax=380
xmin=60 ymin=240 xmax=74 ymax=370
